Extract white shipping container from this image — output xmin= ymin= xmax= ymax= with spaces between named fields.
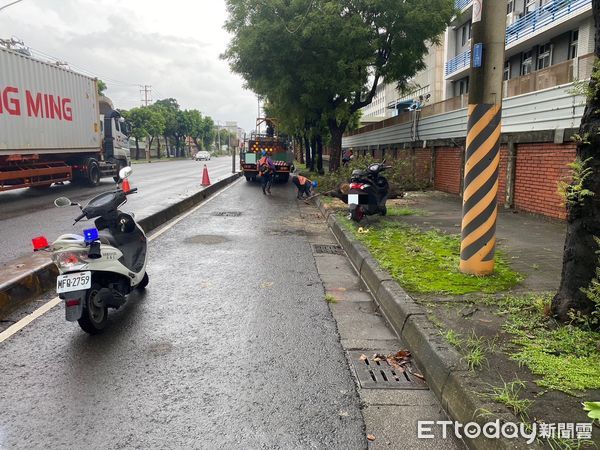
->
xmin=0 ymin=47 xmax=101 ymax=156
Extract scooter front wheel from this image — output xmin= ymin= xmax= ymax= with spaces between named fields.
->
xmin=136 ymin=272 xmax=149 ymax=290
xmin=78 ymin=284 xmax=108 ymax=334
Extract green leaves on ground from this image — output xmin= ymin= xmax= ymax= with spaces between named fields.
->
xmin=342 ymin=219 xmax=521 ymax=295
xmin=583 ymin=402 xmax=600 ymax=421
xmin=488 ymin=294 xmax=600 ymax=394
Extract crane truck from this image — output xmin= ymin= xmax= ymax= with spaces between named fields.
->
xmin=0 ymin=46 xmax=130 ymax=192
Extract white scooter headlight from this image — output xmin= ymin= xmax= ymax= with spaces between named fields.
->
xmin=52 ymin=250 xmax=91 ymax=270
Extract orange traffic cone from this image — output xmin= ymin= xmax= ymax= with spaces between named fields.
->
xmin=201 ymin=164 xmax=211 ymax=186
xmin=122 ymin=178 xmax=131 ymax=193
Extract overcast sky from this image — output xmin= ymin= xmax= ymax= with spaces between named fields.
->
xmin=0 ymin=0 xmax=258 ymax=132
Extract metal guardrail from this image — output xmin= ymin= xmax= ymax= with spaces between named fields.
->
xmin=445 ymin=50 xmax=471 ymax=77
xmin=343 ymin=83 xmax=586 ymax=148
xmin=455 ymin=0 xmax=472 ymax=11
xmin=506 ymin=0 xmax=591 ymax=45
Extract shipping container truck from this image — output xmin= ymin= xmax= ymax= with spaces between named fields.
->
xmin=0 ymin=47 xmax=130 ymax=191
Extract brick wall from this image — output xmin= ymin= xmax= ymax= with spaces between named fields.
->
xmin=434 ymin=147 xmax=463 ymax=195
xmin=415 ymin=148 xmax=432 ymax=186
xmin=513 ymin=143 xmax=576 ymax=220
xmin=497 ymin=145 xmax=508 ymax=205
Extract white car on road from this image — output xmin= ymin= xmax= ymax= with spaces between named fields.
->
xmin=195 ymin=151 xmax=211 ymax=161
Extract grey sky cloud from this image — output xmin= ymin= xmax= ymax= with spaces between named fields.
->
xmin=0 ymin=0 xmax=258 ymax=132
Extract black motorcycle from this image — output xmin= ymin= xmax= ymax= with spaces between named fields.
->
xmin=345 ymin=160 xmax=391 ymax=222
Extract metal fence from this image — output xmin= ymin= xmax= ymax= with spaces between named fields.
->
xmin=506 ymin=0 xmax=592 ymax=45
xmin=445 ymin=50 xmax=471 ymax=77
xmin=455 ymin=0 xmax=472 ymax=11
xmin=343 ymin=82 xmax=586 ymax=148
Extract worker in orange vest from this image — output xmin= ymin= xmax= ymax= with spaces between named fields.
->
xmin=257 ymin=150 xmax=275 ymax=195
xmin=292 ymin=174 xmax=314 ymax=199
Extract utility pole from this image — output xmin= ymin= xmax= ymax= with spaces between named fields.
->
xmin=140 ymin=85 xmax=152 ymax=107
xmin=217 ymin=122 xmax=221 ymax=153
xmin=459 ymin=0 xmax=507 ymax=275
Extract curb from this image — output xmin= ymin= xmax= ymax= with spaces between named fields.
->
xmin=315 ymin=197 xmax=535 ymax=450
xmin=0 ymin=173 xmax=241 ymax=320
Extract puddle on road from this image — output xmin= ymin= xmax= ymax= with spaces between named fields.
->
xmin=184 ymin=235 xmax=230 ymax=245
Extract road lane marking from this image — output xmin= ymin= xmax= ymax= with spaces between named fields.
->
xmin=0 ymin=177 xmax=242 ymax=344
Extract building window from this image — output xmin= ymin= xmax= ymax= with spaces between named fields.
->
xmin=569 ymin=30 xmax=579 ymax=60
xmin=461 ymin=21 xmax=472 ymax=47
xmin=507 ymin=0 xmax=514 ymax=14
xmin=503 ymin=61 xmax=511 ymax=81
xmin=537 ymin=43 xmax=552 ymax=70
xmin=522 ymin=50 xmax=533 ymax=75
xmin=525 ymin=0 xmax=537 ymax=14
xmin=458 ymin=77 xmax=469 ymax=95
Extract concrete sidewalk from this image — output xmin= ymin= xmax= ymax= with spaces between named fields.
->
xmin=388 ymin=191 xmax=567 ymax=293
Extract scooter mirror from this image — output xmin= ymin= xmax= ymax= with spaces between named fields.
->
xmin=119 ymin=166 xmax=133 ymax=180
xmin=54 ymin=197 xmax=72 ymax=208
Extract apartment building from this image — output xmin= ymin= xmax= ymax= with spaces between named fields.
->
xmin=360 ymin=42 xmax=446 ymax=120
xmin=445 ymin=0 xmax=594 ymax=99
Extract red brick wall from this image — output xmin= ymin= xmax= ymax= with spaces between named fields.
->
xmin=513 ymin=143 xmax=576 ymax=220
xmin=434 ymin=147 xmax=463 ymax=195
xmin=415 ymin=149 xmax=432 ymax=185
xmin=497 ymin=145 xmax=508 ymax=205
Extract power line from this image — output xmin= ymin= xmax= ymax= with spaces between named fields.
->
xmin=0 ymin=0 xmax=25 ymax=12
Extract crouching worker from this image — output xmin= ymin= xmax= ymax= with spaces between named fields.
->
xmin=292 ymin=174 xmax=315 ymax=199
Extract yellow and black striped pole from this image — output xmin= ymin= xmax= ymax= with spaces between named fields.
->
xmin=459 ymin=0 xmax=506 ymax=275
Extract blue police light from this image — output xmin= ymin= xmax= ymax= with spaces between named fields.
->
xmin=83 ymin=228 xmax=99 ymax=243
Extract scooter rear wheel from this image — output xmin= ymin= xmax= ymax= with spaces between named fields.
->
xmin=350 ymin=206 xmax=364 ymax=222
xmin=78 ymin=284 xmax=108 ymax=334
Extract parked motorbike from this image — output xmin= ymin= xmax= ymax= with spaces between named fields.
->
xmin=345 ymin=160 xmax=391 ymax=222
xmin=32 ymin=167 xmax=149 ymax=334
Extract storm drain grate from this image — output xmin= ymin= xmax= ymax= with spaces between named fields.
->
xmin=212 ymin=211 xmax=242 ymax=217
xmin=313 ymin=244 xmax=345 ymax=255
xmin=348 ymin=351 xmax=428 ymax=390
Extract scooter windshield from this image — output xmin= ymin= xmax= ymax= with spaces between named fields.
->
xmin=87 ymin=192 xmax=117 ymax=208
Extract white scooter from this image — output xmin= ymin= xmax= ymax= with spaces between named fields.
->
xmin=32 ymin=167 xmax=149 ymax=334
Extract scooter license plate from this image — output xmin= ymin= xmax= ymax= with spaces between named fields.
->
xmin=56 ymin=271 xmax=92 ymax=294
xmin=348 ymin=194 xmax=360 ymax=205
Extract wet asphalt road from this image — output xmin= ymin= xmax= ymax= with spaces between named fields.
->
xmin=0 ymin=157 xmax=234 ymax=263
xmin=0 ymin=178 xmax=366 ymax=449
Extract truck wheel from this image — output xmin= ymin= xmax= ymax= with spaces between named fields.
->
xmin=245 ymin=175 xmax=251 ymax=182
xmin=280 ymin=174 xmax=290 ymax=183
xmin=78 ymin=284 xmax=108 ymax=334
xmin=87 ymin=161 xmax=101 ymax=187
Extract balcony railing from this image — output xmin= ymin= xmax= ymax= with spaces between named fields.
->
xmin=455 ymin=0 xmax=472 ymax=11
xmin=505 ymin=52 xmax=595 ymax=97
xmin=445 ymin=50 xmax=471 ymax=77
xmin=506 ymin=0 xmax=591 ymax=45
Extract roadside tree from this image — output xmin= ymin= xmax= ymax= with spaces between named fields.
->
xmin=553 ymin=2 xmax=600 ymax=324
xmin=224 ymin=0 xmax=454 ymax=170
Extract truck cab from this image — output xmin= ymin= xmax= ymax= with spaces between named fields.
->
xmin=99 ymin=97 xmax=131 ymax=169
